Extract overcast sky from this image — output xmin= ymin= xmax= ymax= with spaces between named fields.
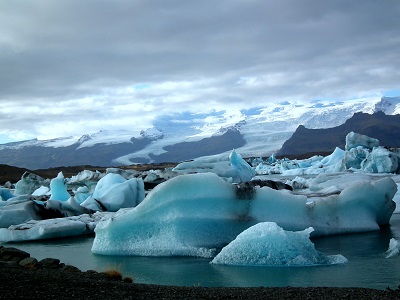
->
xmin=1 ymin=0 xmax=399 ymax=143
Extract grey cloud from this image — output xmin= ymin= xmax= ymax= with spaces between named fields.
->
xmin=0 ymin=0 xmax=399 ymax=140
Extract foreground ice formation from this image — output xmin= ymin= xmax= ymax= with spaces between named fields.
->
xmin=92 ymin=172 xmax=396 ymax=257
xmin=211 ymin=222 xmax=347 ymax=266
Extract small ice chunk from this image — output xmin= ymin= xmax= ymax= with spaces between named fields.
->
xmin=211 ymin=222 xmax=347 ymax=266
xmin=32 ymin=186 xmax=50 ymax=197
xmin=385 ymin=238 xmax=400 ymax=258
xmin=49 ymin=172 xmax=71 ymax=201
xmin=229 ymin=149 xmax=255 ymax=183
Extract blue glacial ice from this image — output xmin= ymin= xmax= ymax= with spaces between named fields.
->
xmin=92 ymin=172 xmax=396 ymax=257
xmin=49 ymin=172 xmax=71 ymax=201
xmin=81 ymin=173 xmax=145 ymax=211
xmin=211 ymin=222 xmax=347 ymax=266
xmin=255 ymin=131 xmax=400 ymax=176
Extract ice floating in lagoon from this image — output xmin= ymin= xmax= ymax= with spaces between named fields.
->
xmin=0 ymin=197 xmax=42 ymax=228
xmin=92 ymin=172 xmax=396 ymax=257
xmin=31 ymin=186 xmax=50 ymax=197
xmin=211 ymin=222 xmax=347 ymax=266
xmin=229 ymin=149 xmax=255 ymax=183
xmin=0 ymin=211 xmax=116 ymax=242
xmin=385 ymin=238 xmax=400 ymax=258
xmin=345 ymin=131 xmax=379 ymax=151
xmin=173 ymin=150 xmax=255 ymax=183
xmin=49 ymin=172 xmax=70 ymax=201
xmin=0 ymin=188 xmax=15 ymax=201
xmin=14 ymin=172 xmax=48 ymax=196
xmin=255 ymin=132 xmax=400 ymax=176
xmin=81 ymin=173 xmax=145 ymax=212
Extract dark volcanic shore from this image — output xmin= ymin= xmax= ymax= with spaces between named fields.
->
xmin=1 ymin=246 xmax=399 ymax=299
xmin=1 ymin=264 xmax=399 ymax=300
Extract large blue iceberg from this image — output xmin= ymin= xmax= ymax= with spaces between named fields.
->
xmin=92 ymin=172 xmax=396 ymax=257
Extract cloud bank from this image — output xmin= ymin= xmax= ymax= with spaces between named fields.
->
xmin=1 ymin=0 xmax=399 ymax=142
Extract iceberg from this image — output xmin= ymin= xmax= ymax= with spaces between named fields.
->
xmin=385 ymin=238 xmax=400 ymax=258
xmin=173 ymin=150 xmax=255 ymax=183
xmin=92 ymin=172 xmax=396 ymax=257
xmin=31 ymin=186 xmax=50 ymax=197
xmin=0 ymin=211 xmax=116 ymax=242
xmin=229 ymin=149 xmax=255 ymax=183
xmin=255 ymin=132 xmax=400 ymax=176
xmin=345 ymin=131 xmax=380 ymax=151
xmin=81 ymin=173 xmax=145 ymax=212
xmin=361 ymin=147 xmax=399 ymax=173
xmin=49 ymin=172 xmax=71 ymax=201
xmin=14 ymin=172 xmax=48 ymax=196
xmin=0 ymin=188 xmax=15 ymax=201
xmin=0 ymin=197 xmax=42 ymax=228
xmin=211 ymin=222 xmax=347 ymax=266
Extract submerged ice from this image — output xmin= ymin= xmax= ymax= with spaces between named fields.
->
xmin=211 ymin=222 xmax=347 ymax=266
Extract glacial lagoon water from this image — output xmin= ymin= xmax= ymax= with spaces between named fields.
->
xmin=6 ymin=214 xmax=400 ymax=289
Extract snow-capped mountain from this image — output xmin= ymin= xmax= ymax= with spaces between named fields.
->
xmin=0 ymin=96 xmax=399 ymax=170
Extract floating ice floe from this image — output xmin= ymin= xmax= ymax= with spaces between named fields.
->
xmin=49 ymin=172 xmax=71 ymax=201
xmin=385 ymin=238 xmax=400 ymax=258
xmin=255 ymin=132 xmax=400 ymax=176
xmin=0 ymin=197 xmax=42 ymax=228
xmin=92 ymin=172 xmax=396 ymax=257
xmin=0 ymin=211 xmax=117 ymax=242
xmin=211 ymin=222 xmax=347 ymax=266
xmin=173 ymin=150 xmax=255 ymax=183
xmin=14 ymin=172 xmax=48 ymax=196
xmin=81 ymin=173 xmax=145 ymax=212
xmin=0 ymin=188 xmax=15 ymax=201
xmin=345 ymin=131 xmax=379 ymax=151
xmin=31 ymin=186 xmax=50 ymax=197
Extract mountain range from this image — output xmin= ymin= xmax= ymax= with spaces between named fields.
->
xmin=0 ymin=96 xmax=399 ymax=170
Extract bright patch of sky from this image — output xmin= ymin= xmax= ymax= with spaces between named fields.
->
xmin=384 ymin=90 xmax=400 ymax=97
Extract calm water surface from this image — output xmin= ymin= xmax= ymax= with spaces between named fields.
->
xmin=5 ymin=214 xmax=400 ymax=289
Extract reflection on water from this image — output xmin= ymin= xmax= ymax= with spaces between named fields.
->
xmin=4 ymin=214 xmax=400 ymax=289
